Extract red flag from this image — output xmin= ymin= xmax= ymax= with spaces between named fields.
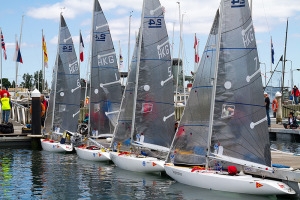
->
xmin=194 ymin=33 xmax=200 ymax=63
xmin=79 ymin=32 xmax=84 ymax=62
xmin=1 ymin=30 xmax=7 ymax=60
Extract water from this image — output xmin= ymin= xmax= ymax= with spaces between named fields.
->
xmin=0 ymin=148 xmax=298 ymax=200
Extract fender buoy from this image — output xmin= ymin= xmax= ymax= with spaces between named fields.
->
xmin=272 ymin=99 xmax=278 ymax=112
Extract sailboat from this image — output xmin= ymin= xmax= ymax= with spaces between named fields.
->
xmin=42 ymin=13 xmax=81 ymax=153
xmin=75 ymin=0 xmax=122 ymax=161
xmin=164 ymin=0 xmax=295 ymax=195
xmin=109 ymin=0 xmax=175 ymax=173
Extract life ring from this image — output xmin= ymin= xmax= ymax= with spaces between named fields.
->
xmin=272 ymin=99 xmax=278 ymax=112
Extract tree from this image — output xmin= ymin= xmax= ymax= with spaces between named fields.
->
xmin=11 ymin=80 xmax=16 ymax=88
xmin=1 ymin=78 xmax=11 ymax=89
xmin=33 ymin=70 xmax=43 ymax=92
xmin=21 ymin=73 xmax=33 ymax=89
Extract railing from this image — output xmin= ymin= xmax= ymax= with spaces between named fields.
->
xmin=7 ymin=101 xmax=183 ymax=125
xmin=10 ymin=101 xmax=31 ymax=125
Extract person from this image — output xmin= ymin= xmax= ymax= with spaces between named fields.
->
xmin=283 ymin=112 xmax=299 ymax=129
xmin=1 ymin=93 xmax=11 ymax=123
xmin=40 ymin=94 xmax=48 ymax=126
xmin=272 ymin=98 xmax=278 ymax=118
xmin=264 ymin=92 xmax=270 ymax=127
xmin=291 ymin=85 xmax=300 ymax=105
xmin=41 ymin=94 xmax=48 ymax=111
xmin=29 ymin=103 xmax=46 ymax=127
xmin=0 ymin=88 xmax=10 ymax=98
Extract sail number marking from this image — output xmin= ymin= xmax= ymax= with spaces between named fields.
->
xmin=95 ymin=33 xmax=106 ymax=41
xmin=148 ymin=18 xmax=162 ymax=28
xmin=69 ymin=61 xmax=79 ymax=74
xmin=97 ymin=52 xmax=115 ymax=66
xmin=63 ymin=45 xmax=73 ymax=52
xmin=241 ymin=22 xmax=254 ymax=47
xmin=231 ymin=0 xmax=245 ymax=8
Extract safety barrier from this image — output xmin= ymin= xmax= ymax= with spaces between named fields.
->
xmin=10 ymin=101 xmax=31 ymax=125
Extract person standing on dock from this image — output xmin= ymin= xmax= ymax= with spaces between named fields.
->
xmin=291 ymin=85 xmax=299 ymax=105
xmin=40 ymin=94 xmax=48 ymax=126
xmin=0 ymin=93 xmax=11 ymax=123
xmin=264 ymin=92 xmax=270 ymax=127
xmin=272 ymin=97 xmax=278 ymax=118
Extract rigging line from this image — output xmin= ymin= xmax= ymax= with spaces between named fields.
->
xmin=260 ymin=0 xmax=271 ymax=36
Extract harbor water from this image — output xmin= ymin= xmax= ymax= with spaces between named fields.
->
xmin=0 ymin=147 xmax=299 ymax=200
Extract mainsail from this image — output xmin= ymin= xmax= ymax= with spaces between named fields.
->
xmin=111 ymin=34 xmax=139 ymax=146
xmin=89 ymin=0 xmax=122 ymax=136
xmin=44 ymin=14 xmax=81 ymax=133
xmin=168 ymin=0 xmax=271 ymax=167
xmin=130 ymin=0 xmax=174 ymax=150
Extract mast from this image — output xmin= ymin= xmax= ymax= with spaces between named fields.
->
xmin=42 ymin=29 xmax=44 ymax=92
xmin=281 ymin=18 xmax=288 ymax=94
xmin=175 ymin=2 xmax=181 ymax=105
xmin=130 ymin=0 xmax=145 ymax=144
xmin=51 ymin=13 xmax=62 ymax=130
xmin=128 ymin=11 xmax=133 ymax=74
xmin=206 ymin=2 xmax=223 ymax=170
xmin=181 ymin=14 xmax=186 ymax=104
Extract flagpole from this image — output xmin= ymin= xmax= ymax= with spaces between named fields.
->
xmin=15 ymin=15 xmax=24 ymax=91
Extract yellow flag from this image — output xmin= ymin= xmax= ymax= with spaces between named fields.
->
xmin=42 ymin=35 xmax=48 ymax=68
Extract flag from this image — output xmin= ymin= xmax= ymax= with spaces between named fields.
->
xmin=79 ymin=32 xmax=84 ymax=62
xmin=1 ymin=30 xmax=7 ymax=60
xmin=42 ymin=35 xmax=48 ymax=67
xmin=194 ymin=33 xmax=200 ymax=63
xmin=271 ymin=38 xmax=274 ymax=64
xmin=13 ymin=39 xmax=23 ymax=63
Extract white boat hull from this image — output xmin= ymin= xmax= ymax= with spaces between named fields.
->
xmin=110 ymin=152 xmax=165 ymax=173
xmin=75 ymin=146 xmax=111 ymax=161
xmin=164 ymin=164 xmax=295 ymax=195
xmin=40 ymin=139 xmax=73 ymax=152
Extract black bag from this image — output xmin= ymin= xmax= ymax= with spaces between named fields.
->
xmin=0 ymin=122 xmax=14 ymax=133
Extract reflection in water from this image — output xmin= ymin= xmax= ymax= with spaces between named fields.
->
xmin=0 ymin=148 xmax=298 ymax=199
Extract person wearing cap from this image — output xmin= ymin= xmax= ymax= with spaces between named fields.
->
xmin=1 ymin=93 xmax=11 ymax=123
xmin=291 ymin=85 xmax=300 ymax=105
xmin=283 ymin=112 xmax=299 ymax=129
xmin=264 ymin=92 xmax=270 ymax=127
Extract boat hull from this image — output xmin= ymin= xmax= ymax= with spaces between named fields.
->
xmin=75 ymin=146 xmax=111 ymax=161
xmin=110 ymin=152 xmax=165 ymax=173
xmin=40 ymin=139 xmax=73 ymax=152
xmin=164 ymin=164 xmax=295 ymax=195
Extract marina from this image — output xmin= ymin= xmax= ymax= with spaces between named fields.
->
xmin=1 ymin=0 xmax=300 ymax=198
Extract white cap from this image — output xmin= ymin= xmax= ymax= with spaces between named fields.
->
xmin=264 ymin=91 xmax=267 ymax=95
xmin=275 ymin=91 xmax=282 ymax=97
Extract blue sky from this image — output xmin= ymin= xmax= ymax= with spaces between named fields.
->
xmin=1 ymin=0 xmax=300 ymax=89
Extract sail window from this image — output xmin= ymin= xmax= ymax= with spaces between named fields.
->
xmin=59 ymin=104 xmax=66 ymax=112
xmin=141 ymin=103 xmax=153 ymax=113
xmin=221 ymin=104 xmax=235 ymax=118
